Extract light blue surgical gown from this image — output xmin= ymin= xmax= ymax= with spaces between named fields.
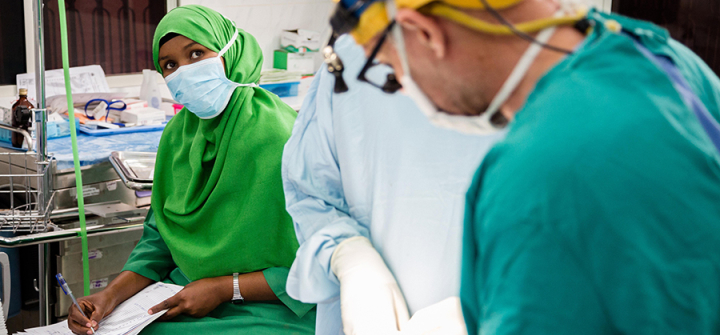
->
xmin=282 ymin=36 xmax=504 ymax=335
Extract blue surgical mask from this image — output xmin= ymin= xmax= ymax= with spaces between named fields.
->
xmin=164 ymin=29 xmax=257 ymax=119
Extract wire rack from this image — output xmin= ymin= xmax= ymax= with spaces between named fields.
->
xmin=0 ymin=151 xmax=55 ymax=233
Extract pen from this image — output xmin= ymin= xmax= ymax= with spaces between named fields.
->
xmin=56 ymin=273 xmax=96 ymax=334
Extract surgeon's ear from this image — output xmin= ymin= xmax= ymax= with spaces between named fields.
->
xmin=396 ymin=8 xmax=447 ymax=59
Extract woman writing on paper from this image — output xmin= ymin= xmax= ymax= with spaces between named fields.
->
xmin=67 ymin=5 xmax=315 ymax=335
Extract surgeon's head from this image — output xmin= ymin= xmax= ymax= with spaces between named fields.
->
xmin=332 ymin=0 xmax=587 ymax=134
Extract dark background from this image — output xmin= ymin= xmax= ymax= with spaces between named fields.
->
xmin=0 ymin=1 xmax=28 ymax=85
xmin=0 ymin=0 xmax=166 ymax=85
xmin=613 ymin=0 xmax=720 ymax=75
xmin=41 ymin=0 xmax=166 ymax=74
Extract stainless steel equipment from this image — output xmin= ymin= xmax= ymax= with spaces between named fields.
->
xmin=0 ymin=150 xmax=52 ymax=233
xmin=52 ymin=161 xmax=151 ymax=211
xmin=109 ymin=152 xmax=155 ymax=191
xmin=0 ymin=0 xmax=151 ymax=326
xmin=54 ymin=228 xmax=142 ymax=316
xmin=0 ymin=147 xmax=149 ymax=322
xmin=0 ymin=153 xmax=150 ymax=322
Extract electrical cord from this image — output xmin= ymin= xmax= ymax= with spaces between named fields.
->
xmin=477 ymin=0 xmax=574 ymax=54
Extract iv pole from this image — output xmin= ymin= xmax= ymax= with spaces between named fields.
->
xmin=32 ymin=0 xmax=52 ymax=326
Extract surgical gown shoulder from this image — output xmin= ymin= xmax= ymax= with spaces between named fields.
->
xmin=475 ymin=30 xmax=720 ymax=209
xmin=463 ymin=23 xmax=720 ymax=335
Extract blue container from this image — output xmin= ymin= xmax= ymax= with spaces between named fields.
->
xmin=0 ymin=118 xmax=80 ymax=143
xmin=47 ymin=118 xmax=80 ymax=139
xmin=260 ymin=81 xmax=300 ymax=98
xmin=0 ymin=129 xmax=10 ymax=144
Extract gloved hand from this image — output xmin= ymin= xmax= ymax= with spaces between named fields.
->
xmin=331 ymin=236 xmax=410 ymax=335
xmin=401 ymin=297 xmax=468 ymax=335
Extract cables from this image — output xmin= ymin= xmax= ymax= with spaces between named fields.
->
xmin=477 ymin=0 xmax=575 ymax=54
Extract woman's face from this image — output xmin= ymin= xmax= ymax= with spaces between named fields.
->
xmin=157 ymin=35 xmax=225 ymax=77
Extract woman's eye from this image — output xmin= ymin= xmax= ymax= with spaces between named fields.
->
xmin=164 ymin=62 xmax=176 ymax=70
xmin=191 ymin=50 xmax=203 ymax=59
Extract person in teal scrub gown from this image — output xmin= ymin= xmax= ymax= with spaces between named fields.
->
xmin=324 ymin=0 xmax=720 ymax=334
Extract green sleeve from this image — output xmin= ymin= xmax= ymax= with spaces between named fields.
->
xmin=121 ymin=209 xmax=176 ymax=282
xmin=262 ymin=267 xmax=316 ymax=318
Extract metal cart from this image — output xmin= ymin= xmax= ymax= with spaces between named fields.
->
xmin=0 ymin=0 xmax=150 ymax=326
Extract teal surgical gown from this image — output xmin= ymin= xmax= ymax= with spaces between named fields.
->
xmin=461 ymin=11 xmax=720 ymax=335
xmin=283 ymin=36 xmax=503 ymax=335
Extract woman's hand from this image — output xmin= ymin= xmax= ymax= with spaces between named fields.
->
xmin=67 ymin=271 xmax=153 ymax=334
xmin=67 ymin=291 xmax=117 ymax=335
xmin=148 ymin=276 xmax=233 ymax=320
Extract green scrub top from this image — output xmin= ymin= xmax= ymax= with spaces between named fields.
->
xmin=461 ymin=11 xmax=720 ymax=335
xmin=121 ymin=211 xmax=316 ymax=335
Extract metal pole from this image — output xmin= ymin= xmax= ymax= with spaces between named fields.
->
xmin=33 ymin=0 xmax=50 ymax=215
xmin=38 ymin=244 xmax=51 ymax=326
xmin=34 ymin=108 xmax=50 ymax=216
xmin=33 ymin=0 xmax=45 ymax=120
xmin=32 ymin=0 xmax=51 ymax=326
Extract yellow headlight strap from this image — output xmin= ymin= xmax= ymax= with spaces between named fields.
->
xmin=350 ymin=1 xmax=588 ymax=45
xmin=351 ymin=2 xmax=391 ymax=45
xmin=421 ymin=2 xmax=587 ymax=36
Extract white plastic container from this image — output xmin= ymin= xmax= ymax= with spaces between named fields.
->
xmin=139 ymin=69 xmax=162 ymax=109
xmin=120 ymin=107 xmax=166 ymax=125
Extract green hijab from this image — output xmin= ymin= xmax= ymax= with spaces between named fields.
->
xmin=151 ymin=5 xmax=299 ymax=281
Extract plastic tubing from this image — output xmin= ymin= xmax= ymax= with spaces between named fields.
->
xmin=57 ymin=0 xmax=91 ymax=296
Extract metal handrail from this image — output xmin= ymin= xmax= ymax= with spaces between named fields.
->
xmin=108 ymin=152 xmax=153 ymax=190
xmin=0 ymin=220 xmax=144 ymax=248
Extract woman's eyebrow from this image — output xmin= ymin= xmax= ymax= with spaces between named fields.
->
xmin=157 ymin=41 xmax=199 ymax=62
xmin=183 ymin=42 xmax=199 ymax=50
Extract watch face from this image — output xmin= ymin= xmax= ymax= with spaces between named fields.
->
xmin=231 ymin=298 xmax=244 ymax=305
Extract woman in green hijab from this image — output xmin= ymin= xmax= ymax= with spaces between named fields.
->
xmin=67 ymin=5 xmax=315 ymax=335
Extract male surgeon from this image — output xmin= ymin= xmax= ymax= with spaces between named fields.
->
xmin=329 ymin=0 xmax=720 ymax=334
xmin=282 ymin=34 xmax=502 ymax=334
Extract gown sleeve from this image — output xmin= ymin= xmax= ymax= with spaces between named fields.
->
xmin=263 ymin=267 xmax=316 ymax=318
xmin=121 ymin=209 xmax=176 ymax=282
xmin=462 ymin=205 xmax=609 ymax=335
xmin=281 ymin=67 xmax=370 ymax=304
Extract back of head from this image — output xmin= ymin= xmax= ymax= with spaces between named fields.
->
xmin=341 ymin=0 xmax=526 ymax=45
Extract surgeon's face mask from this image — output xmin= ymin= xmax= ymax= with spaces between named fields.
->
xmin=164 ymin=29 xmax=257 ymax=119
xmin=388 ymin=12 xmax=556 ymax=135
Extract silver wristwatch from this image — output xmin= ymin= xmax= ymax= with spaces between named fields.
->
xmin=232 ymin=272 xmax=244 ymax=304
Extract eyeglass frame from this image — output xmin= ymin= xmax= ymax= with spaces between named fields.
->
xmin=356 ymin=20 xmax=403 ymax=94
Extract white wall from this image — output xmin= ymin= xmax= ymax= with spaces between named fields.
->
xmin=587 ymin=0 xmax=613 ymax=13
xmin=178 ymin=0 xmax=334 ymax=69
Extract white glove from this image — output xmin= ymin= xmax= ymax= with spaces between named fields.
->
xmin=331 ymin=236 xmax=410 ymax=335
xmin=401 ymin=297 xmax=468 ymax=335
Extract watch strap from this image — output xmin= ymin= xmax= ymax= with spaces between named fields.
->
xmin=232 ymin=272 xmax=244 ymax=304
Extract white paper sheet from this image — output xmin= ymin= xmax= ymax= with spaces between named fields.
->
xmin=16 ymin=65 xmax=111 ymax=103
xmin=14 ymin=283 xmax=183 ymax=335
xmin=14 ymin=321 xmax=69 ymax=335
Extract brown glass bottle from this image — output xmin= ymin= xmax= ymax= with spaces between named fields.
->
xmin=11 ymin=88 xmax=34 ymax=148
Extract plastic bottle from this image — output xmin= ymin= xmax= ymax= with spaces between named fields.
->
xmin=140 ymin=69 xmax=162 ymax=109
xmin=11 ymin=88 xmax=34 ymax=148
